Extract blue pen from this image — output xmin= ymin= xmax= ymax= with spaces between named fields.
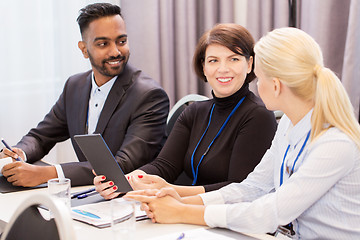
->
xmin=77 ymin=190 xmax=98 ymax=199
xmin=1 ymin=138 xmax=22 ymax=161
xmin=71 ymin=187 xmax=96 ymax=199
xmin=176 ymin=232 xmax=185 ymax=240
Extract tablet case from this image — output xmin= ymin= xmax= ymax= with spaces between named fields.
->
xmin=0 ymin=160 xmax=48 ymax=193
xmin=74 ymin=134 xmax=133 ymax=194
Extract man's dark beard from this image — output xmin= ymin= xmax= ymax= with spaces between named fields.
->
xmin=88 ymin=52 xmax=128 ymax=78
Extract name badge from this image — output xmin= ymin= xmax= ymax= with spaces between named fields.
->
xmin=274 ymin=225 xmax=296 ymax=239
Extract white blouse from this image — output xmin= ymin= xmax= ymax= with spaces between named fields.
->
xmin=200 ymin=110 xmax=360 ymax=239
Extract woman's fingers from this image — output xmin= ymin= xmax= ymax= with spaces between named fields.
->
xmin=127 ymin=189 xmax=159 ymax=196
xmin=124 ymin=192 xmax=156 ymax=203
xmin=156 ymin=187 xmax=181 ymax=202
xmin=139 ymin=174 xmax=159 ymax=182
xmin=93 ymin=175 xmax=120 ymax=199
xmin=94 ymin=175 xmax=109 ymax=191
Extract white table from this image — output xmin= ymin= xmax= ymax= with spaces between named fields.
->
xmin=0 ymin=186 xmax=277 ymax=240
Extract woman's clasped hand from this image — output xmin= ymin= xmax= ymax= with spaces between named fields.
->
xmin=125 ymin=187 xmax=184 ymax=224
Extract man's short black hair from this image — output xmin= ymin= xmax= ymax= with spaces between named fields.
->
xmin=77 ymin=3 xmax=122 ymax=37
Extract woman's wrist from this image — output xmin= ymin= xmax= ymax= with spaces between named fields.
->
xmin=178 ymin=202 xmax=189 ymax=223
xmin=178 ymin=203 xmax=206 ymax=225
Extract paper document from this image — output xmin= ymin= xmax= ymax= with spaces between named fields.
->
xmin=0 ymin=157 xmax=12 ymax=176
xmin=148 ymin=228 xmax=236 ymax=240
xmin=71 ymin=198 xmax=147 ymax=228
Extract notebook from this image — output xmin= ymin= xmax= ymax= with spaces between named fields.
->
xmin=71 ymin=198 xmax=147 ymax=228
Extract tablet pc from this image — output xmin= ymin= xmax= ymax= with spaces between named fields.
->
xmin=74 ymin=134 xmax=133 ymax=194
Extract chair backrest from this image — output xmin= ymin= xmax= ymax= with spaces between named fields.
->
xmin=166 ymin=94 xmax=209 ymax=136
xmin=1 ymin=193 xmax=76 ymax=240
xmin=274 ymin=110 xmax=284 ymax=122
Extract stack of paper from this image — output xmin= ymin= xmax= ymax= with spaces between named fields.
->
xmin=71 ymin=199 xmax=147 ymax=228
xmin=0 ymin=157 xmax=12 ymax=176
xmin=148 ymin=228 xmax=237 ymax=240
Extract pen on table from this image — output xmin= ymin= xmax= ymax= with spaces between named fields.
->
xmin=76 ymin=190 xmax=99 ymax=199
xmin=71 ymin=187 xmax=96 ymax=199
xmin=1 ymin=138 xmax=22 ymax=161
xmin=176 ymin=232 xmax=185 ymax=240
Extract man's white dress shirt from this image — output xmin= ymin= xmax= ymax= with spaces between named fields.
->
xmin=54 ymin=74 xmax=116 ymax=178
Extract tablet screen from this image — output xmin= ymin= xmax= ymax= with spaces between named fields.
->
xmin=74 ymin=134 xmax=133 ymax=193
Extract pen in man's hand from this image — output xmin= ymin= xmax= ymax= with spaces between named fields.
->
xmin=71 ymin=187 xmax=96 ymax=199
xmin=1 ymin=138 xmax=22 ymax=161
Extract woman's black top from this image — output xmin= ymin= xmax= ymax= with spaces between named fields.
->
xmin=139 ymin=84 xmax=277 ymax=191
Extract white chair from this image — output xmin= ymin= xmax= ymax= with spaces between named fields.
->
xmin=1 ymin=193 xmax=76 ymax=240
xmin=166 ymin=94 xmax=209 ymax=136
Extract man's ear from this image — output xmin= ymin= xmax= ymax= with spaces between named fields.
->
xmin=78 ymin=41 xmax=88 ymax=58
xmin=273 ymin=77 xmax=281 ymax=97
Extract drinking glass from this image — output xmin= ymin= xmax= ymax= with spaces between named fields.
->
xmin=110 ymin=198 xmax=136 ymax=240
xmin=47 ymin=178 xmax=71 ymax=211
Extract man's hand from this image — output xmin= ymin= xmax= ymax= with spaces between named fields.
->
xmin=0 ymin=147 xmax=25 ymax=161
xmin=2 ymin=163 xmax=57 ymax=187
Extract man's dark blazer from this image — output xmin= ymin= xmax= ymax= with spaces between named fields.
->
xmin=16 ymin=64 xmax=169 ymax=186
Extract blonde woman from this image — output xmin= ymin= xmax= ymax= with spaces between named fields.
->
xmin=126 ymin=27 xmax=360 ymax=239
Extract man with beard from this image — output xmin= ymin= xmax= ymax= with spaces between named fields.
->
xmin=0 ymin=3 xmax=169 ymax=187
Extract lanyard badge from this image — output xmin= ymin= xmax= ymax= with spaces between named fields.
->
xmin=280 ymin=130 xmax=311 ymax=185
xmin=191 ymin=96 xmax=245 ymax=185
xmin=277 ymin=130 xmax=311 ymax=238
xmin=274 ymin=224 xmax=296 ymax=239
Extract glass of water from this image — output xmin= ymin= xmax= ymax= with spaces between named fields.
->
xmin=110 ymin=198 xmax=136 ymax=240
xmin=47 ymin=178 xmax=71 ymax=211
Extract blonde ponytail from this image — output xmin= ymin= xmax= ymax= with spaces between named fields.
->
xmin=255 ymin=27 xmax=360 ymax=149
xmin=312 ymin=65 xmax=360 ymax=148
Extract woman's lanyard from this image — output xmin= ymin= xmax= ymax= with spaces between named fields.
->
xmin=191 ymin=96 xmax=246 ymax=185
xmin=279 ymin=130 xmax=311 ymax=186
